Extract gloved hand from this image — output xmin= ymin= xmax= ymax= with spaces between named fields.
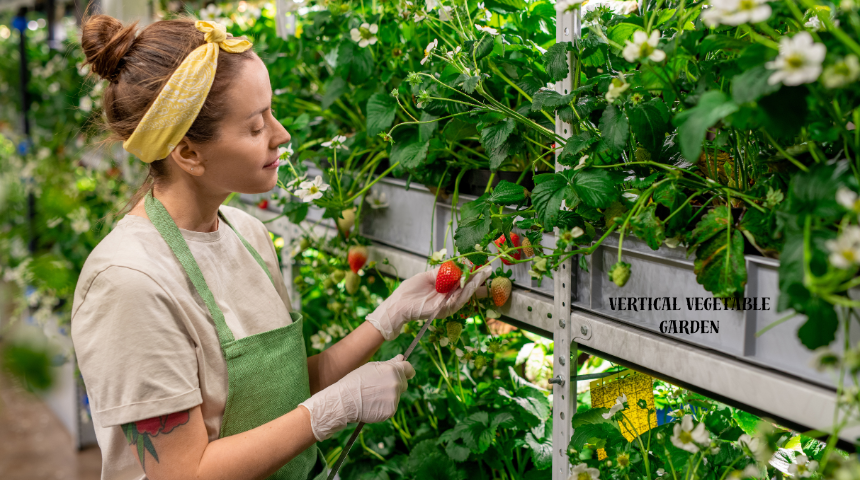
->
xmin=366 ymin=265 xmax=492 ymax=341
xmin=299 ymin=355 xmax=415 ymax=441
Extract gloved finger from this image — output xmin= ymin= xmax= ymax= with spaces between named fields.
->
xmin=390 ymin=360 xmax=414 ymax=393
xmin=475 ymin=285 xmax=489 ymax=299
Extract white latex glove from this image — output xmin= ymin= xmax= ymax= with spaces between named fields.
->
xmin=299 ymin=355 xmax=415 ymax=441
xmin=366 ymin=265 xmax=493 ymax=340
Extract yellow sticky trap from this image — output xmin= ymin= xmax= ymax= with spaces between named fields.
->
xmin=589 ymin=371 xmax=657 ymax=460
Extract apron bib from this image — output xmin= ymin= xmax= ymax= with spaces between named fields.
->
xmin=144 ymin=190 xmax=326 ymax=480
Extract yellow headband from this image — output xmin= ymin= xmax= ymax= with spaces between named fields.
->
xmin=123 ymin=21 xmax=253 ymax=163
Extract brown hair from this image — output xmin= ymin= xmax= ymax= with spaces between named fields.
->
xmin=81 ymin=14 xmax=255 ymax=215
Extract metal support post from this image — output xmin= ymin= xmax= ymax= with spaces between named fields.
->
xmin=551 ymin=8 xmax=580 ymax=480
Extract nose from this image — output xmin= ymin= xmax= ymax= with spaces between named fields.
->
xmin=273 ymin=117 xmax=290 ymax=148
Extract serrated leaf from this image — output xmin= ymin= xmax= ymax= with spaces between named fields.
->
xmin=489 ymin=180 xmax=528 ymax=205
xmin=571 ymin=169 xmax=617 ymax=208
xmin=597 ymin=105 xmax=629 ymax=155
xmin=693 ymin=228 xmax=747 ymax=297
xmin=543 ymin=42 xmax=571 ymax=82
xmin=569 ymin=423 xmax=619 ymax=451
xmin=454 ymin=209 xmax=492 ymax=260
xmin=481 ymin=118 xmax=516 ymax=152
xmin=558 ymin=131 xmax=598 ymax=164
xmin=531 ymin=173 xmax=569 ymax=229
xmin=691 ymin=205 xmax=732 ymax=246
xmin=419 ymin=111 xmax=440 ymax=142
xmin=366 ymin=93 xmax=397 ymax=138
xmin=571 ymin=408 xmax=612 ymax=427
xmin=607 ymin=23 xmax=643 ymax=46
xmin=629 ymin=101 xmax=669 ymax=153
xmin=391 ymin=136 xmax=430 ymax=170
xmin=672 ymin=91 xmax=739 ymax=162
xmin=446 ymin=441 xmax=471 ymax=462
xmin=491 ymin=412 xmax=516 ymax=429
xmin=525 ymin=432 xmax=553 ymax=470
xmin=531 ymin=89 xmax=573 ymax=112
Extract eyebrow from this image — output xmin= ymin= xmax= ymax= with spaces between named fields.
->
xmin=246 ymin=105 xmax=270 ymax=120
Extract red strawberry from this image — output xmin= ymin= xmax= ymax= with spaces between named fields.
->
xmin=257 ymin=199 xmax=269 ymax=209
xmin=494 ymin=233 xmax=521 ymax=265
xmin=490 ymin=276 xmax=512 ymax=307
xmin=435 ymin=261 xmax=462 ymax=294
xmin=348 ymin=246 xmax=368 ymax=273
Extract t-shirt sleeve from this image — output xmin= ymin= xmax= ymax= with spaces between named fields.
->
xmin=71 ymin=266 xmax=203 ymax=427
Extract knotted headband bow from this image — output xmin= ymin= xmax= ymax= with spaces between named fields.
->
xmin=123 ymin=21 xmax=253 ymax=163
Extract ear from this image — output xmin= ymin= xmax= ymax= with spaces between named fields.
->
xmin=168 ymin=137 xmax=204 ymax=176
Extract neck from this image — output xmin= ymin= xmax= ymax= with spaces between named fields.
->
xmin=151 ymin=178 xmax=229 ymax=233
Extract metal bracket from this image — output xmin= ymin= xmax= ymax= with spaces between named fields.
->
xmin=573 ymin=319 xmax=593 ymax=342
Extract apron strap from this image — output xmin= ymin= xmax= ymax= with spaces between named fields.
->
xmin=144 ymin=189 xmax=275 ymax=347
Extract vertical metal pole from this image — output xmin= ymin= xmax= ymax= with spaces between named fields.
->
xmin=551 ymin=8 xmax=580 ymax=480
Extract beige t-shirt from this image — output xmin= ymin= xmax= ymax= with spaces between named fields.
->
xmin=71 ymin=205 xmax=294 ymax=480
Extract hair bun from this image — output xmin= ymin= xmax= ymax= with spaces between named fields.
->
xmin=81 ymin=15 xmax=138 ymax=82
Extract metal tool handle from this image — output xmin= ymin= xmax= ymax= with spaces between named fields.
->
xmin=326 ymin=320 xmax=433 ymax=480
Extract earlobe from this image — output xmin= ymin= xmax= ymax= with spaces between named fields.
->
xmin=170 ymin=138 xmax=203 ymax=176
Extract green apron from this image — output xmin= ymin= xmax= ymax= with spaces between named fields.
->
xmin=144 ymin=190 xmax=326 ymax=480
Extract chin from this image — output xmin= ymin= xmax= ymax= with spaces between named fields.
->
xmin=233 ymin=172 xmax=279 ymax=196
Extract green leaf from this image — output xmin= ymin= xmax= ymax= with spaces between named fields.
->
xmin=489 ymin=180 xmax=529 ymax=205
xmin=282 ymin=201 xmax=310 ymax=224
xmin=461 ymin=412 xmax=495 ymax=454
xmin=571 ymin=169 xmax=617 ymax=208
xmin=597 ymin=105 xmax=629 ymax=155
xmin=543 ymin=42 xmax=571 ymax=82
xmin=531 ymin=173 xmax=569 ymax=229
xmin=571 ymin=408 xmax=612 ymax=428
xmin=607 ymin=23 xmax=643 ymax=46
xmin=454 ymin=210 xmax=492 ymax=261
xmin=391 ymin=136 xmax=430 ymax=170
xmin=731 ymin=64 xmax=781 ymax=104
xmin=672 ymin=91 xmax=739 ymax=162
xmin=558 ymin=131 xmax=598 ymax=164
xmin=445 ymin=441 xmax=471 ymax=462
xmin=525 ymin=432 xmax=553 ymax=470
xmin=699 ymin=34 xmax=749 ymax=56
xmin=136 ymin=435 xmax=146 ymax=468
xmin=366 ymin=93 xmax=398 ymax=138
xmin=797 ymin=298 xmax=838 ymax=349
xmin=693 ymin=228 xmax=747 ymax=297
xmin=531 ymin=89 xmax=573 ymax=112
xmin=322 ymin=76 xmax=348 ymax=110
xmin=629 ymin=204 xmax=665 ymax=250
xmin=628 ymin=101 xmax=669 ymax=153
xmin=485 ymin=0 xmax=527 ymax=13
xmin=481 ymin=118 xmax=516 ymax=152
xmin=732 ymin=410 xmax=762 ymax=436
xmin=691 ymin=206 xmax=732 ymax=246
xmin=419 ymin=111 xmax=440 ymax=142
xmin=569 ymin=423 xmax=619 ymax=451
xmin=143 ymin=435 xmax=158 ymax=463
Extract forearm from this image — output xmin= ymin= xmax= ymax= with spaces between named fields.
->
xmin=195 ymin=406 xmax=316 ymax=480
xmin=307 ymin=320 xmax=384 ymax=393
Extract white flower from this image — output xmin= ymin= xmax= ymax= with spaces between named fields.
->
xmin=837 ymin=186 xmax=860 ymax=212
xmin=476 ymin=24 xmax=499 ymax=35
xmin=425 ymin=0 xmax=440 ymax=10
xmin=326 ymin=324 xmax=347 ymax=338
xmin=701 ymin=0 xmax=772 ymax=27
xmin=571 ymin=226 xmax=585 ymax=238
xmin=421 ymin=38 xmax=438 ymax=65
xmin=738 ymin=464 xmax=761 ymax=478
xmin=555 ymin=0 xmax=586 ymax=13
xmin=605 ymin=78 xmax=630 ymax=103
xmin=671 ymin=414 xmax=710 ymax=453
xmin=826 ymin=226 xmax=860 ymax=269
xmin=805 ymin=15 xmax=823 ymax=31
xmin=350 ymin=23 xmax=379 ymax=48
xmin=574 ymin=155 xmax=589 ymax=170
xmin=278 ymin=144 xmax=294 ymax=159
xmin=445 ymin=45 xmax=462 ymax=59
xmin=438 ymin=5 xmax=454 ymax=21
xmin=286 ymin=173 xmax=307 ymax=189
xmin=199 ymin=3 xmax=223 ymax=22
xmin=622 ymin=30 xmax=665 ymax=63
xmin=414 ymin=12 xmax=427 ymax=22
xmin=665 ymin=236 xmax=681 ymax=248
xmin=294 ymin=175 xmax=330 ymax=203
xmin=822 ymin=55 xmax=860 ymax=89
xmin=439 ymin=337 xmax=449 ymax=347
xmin=788 ymin=454 xmax=819 ymax=478
xmin=366 ymin=189 xmax=390 ymax=209
xmin=430 ymin=248 xmax=447 ymax=263
xmin=766 ymin=32 xmax=826 ymax=86
xmin=310 ymin=331 xmax=332 ymax=350
xmin=321 ymin=135 xmax=348 ymax=150
xmin=568 ymin=463 xmax=600 ymax=480
xmin=474 ymin=243 xmax=484 ymax=252
xmin=477 ymin=2 xmax=493 ymax=21
xmin=602 ymin=393 xmax=627 ymax=419
xmin=69 ymin=207 xmax=90 ymax=234
xmin=79 ymin=96 xmax=92 ymax=113
xmin=656 ymin=469 xmax=665 ymax=477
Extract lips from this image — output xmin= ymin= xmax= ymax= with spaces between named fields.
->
xmin=263 ymin=159 xmax=280 ymax=169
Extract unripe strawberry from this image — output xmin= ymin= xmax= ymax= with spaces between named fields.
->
xmin=331 ymin=270 xmax=346 ymax=283
xmin=337 ymin=207 xmax=356 ymax=237
xmin=521 ymin=237 xmax=534 ymax=258
xmin=474 ymin=355 xmax=487 ymax=370
xmin=494 ymin=233 xmax=521 ymax=265
xmin=299 ymin=238 xmax=310 ymax=252
xmin=435 ymin=261 xmax=462 ymax=293
xmin=608 ymin=261 xmax=631 ymax=288
xmin=446 ymin=321 xmax=463 ymax=345
xmin=348 ymin=245 xmax=368 ymax=273
xmin=345 ymin=271 xmax=360 ymax=295
xmin=490 ymin=276 xmax=512 ymax=307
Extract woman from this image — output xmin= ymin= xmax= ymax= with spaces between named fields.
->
xmin=71 ymin=15 xmax=490 ymax=480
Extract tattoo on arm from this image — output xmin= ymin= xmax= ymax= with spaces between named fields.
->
xmin=121 ymin=411 xmax=190 ymax=471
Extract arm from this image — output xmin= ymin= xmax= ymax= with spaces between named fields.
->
xmin=123 ymin=405 xmax=315 ymax=480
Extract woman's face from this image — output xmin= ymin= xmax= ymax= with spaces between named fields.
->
xmin=192 ymin=54 xmax=289 ymax=195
